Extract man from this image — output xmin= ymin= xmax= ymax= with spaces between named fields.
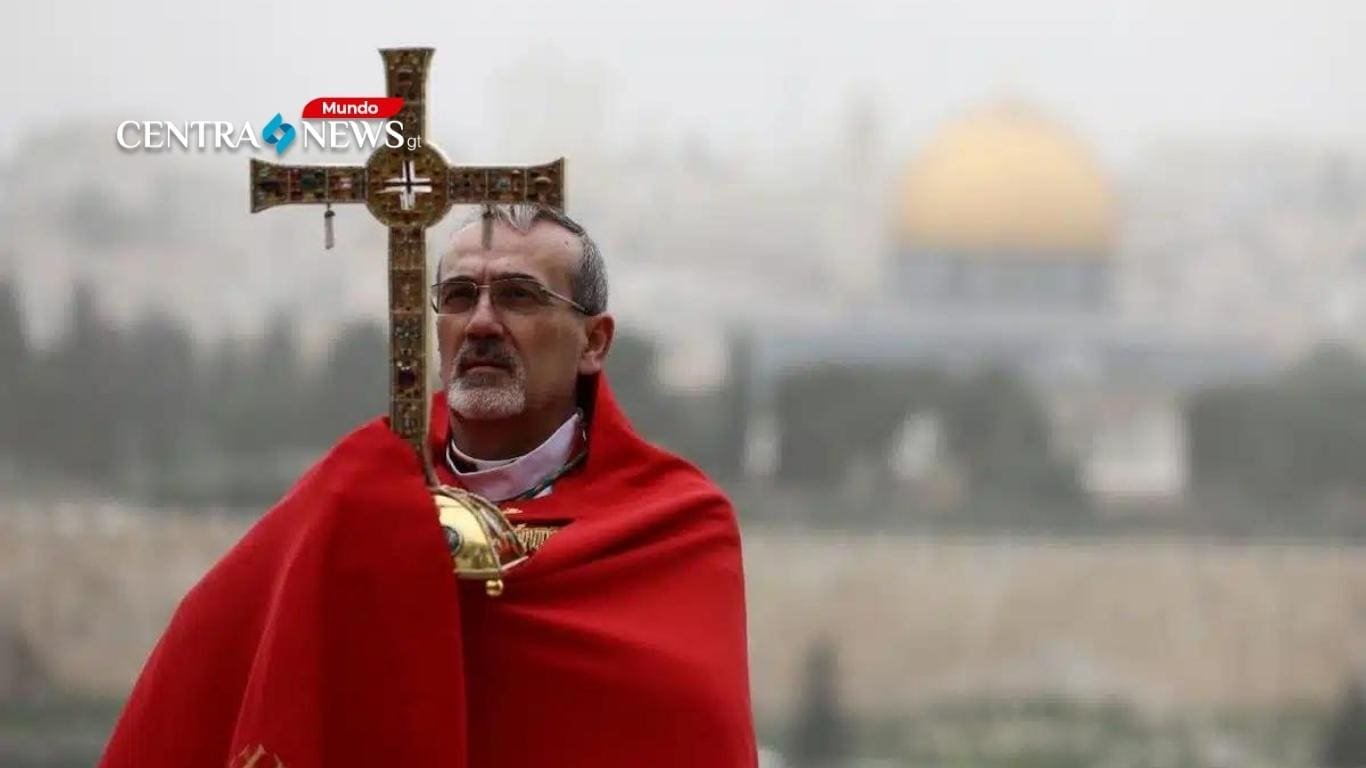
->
xmin=100 ymin=205 xmax=757 ymax=768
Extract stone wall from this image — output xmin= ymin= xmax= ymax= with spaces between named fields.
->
xmin=745 ymin=529 xmax=1366 ymax=717
xmin=3 ymin=504 xmax=1364 ymax=721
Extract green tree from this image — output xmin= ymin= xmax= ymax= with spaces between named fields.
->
xmin=605 ymin=331 xmax=673 ymax=440
xmin=0 ymin=275 xmax=29 ymax=453
xmin=942 ymin=368 xmax=1082 ymax=506
xmin=775 ymin=364 xmax=1078 ymax=500
xmin=122 ymin=309 xmax=195 ymax=477
xmin=38 ymin=281 xmax=124 ymax=481
xmin=1322 ymin=677 xmax=1366 ymax=768
xmin=209 ymin=311 xmax=308 ymax=453
xmin=308 ymin=318 xmax=387 ymax=443
xmin=775 ymin=364 xmax=942 ymax=485
xmin=1189 ymin=344 xmax=1366 ymax=499
xmin=787 ymin=640 xmax=849 ymax=768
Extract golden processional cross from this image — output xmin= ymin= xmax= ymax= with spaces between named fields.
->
xmin=249 ymin=47 xmax=558 ymax=594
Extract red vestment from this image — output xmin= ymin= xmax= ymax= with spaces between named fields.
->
xmin=99 ymin=375 xmax=756 ymax=767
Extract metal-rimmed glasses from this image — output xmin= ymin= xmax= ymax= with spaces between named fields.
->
xmin=429 ymin=276 xmax=589 ymax=316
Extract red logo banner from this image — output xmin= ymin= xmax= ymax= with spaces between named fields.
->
xmin=301 ymin=97 xmax=405 ymax=120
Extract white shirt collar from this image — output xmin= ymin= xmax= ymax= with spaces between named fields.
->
xmin=445 ymin=412 xmax=582 ymax=502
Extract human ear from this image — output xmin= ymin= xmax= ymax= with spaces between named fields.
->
xmin=577 ymin=314 xmax=615 ymax=375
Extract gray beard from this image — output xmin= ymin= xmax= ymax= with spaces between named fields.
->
xmin=447 ymin=370 xmax=527 ymax=420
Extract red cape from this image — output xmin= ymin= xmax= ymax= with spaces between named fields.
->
xmin=100 ymin=375 xmax=756 ymax=768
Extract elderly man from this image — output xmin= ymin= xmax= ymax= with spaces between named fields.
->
xmin=101 ymin=206 xmax=757 ymax=768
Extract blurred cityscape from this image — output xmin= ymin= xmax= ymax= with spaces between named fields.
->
xmin=4 ymin=20 xmax=1366 ymax=768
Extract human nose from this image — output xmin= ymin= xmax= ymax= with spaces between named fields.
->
xmin=461 ymin=285 xmax=505 ymax=337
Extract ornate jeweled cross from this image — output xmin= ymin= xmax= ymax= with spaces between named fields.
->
xmin=249 ymin=47 xmax=564 ymax=470
xmin=250 ymin=48 xmax=559 ymax=594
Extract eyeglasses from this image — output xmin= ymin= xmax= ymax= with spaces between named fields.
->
xmin=429 ymin=277 xmax=589 ymax=316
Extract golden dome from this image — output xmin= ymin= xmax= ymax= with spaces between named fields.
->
xmin=897 ymin=101 xmax=1115 ymax=258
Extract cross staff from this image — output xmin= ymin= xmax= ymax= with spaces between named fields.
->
xmin=249 ymin=47 xmax=565 ymax=479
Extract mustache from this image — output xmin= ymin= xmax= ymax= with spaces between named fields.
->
xmin=454 ymin=338 xmax=521 ymax=374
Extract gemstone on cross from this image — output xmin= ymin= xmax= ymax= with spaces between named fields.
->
xmin=381 ymin=160 xmax=432 ymax=211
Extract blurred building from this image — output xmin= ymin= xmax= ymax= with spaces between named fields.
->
xmin=1122 ymin=141 xmax=1366 ymax=354
xmin=894 ymin=101 xmax=1114 ymax=313
xmin=745 ymin=101 xmax=1274 ymax=504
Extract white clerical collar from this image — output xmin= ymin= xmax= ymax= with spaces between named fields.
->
xmin=445 ymin=412 xmax=582 ymax=502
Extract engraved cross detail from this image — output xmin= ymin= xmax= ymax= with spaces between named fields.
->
xmin=382 ymin=159 xmax=432 ymax=211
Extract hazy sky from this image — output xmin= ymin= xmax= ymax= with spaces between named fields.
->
xmin=4 ymin=0 xmax=1365 ymax=167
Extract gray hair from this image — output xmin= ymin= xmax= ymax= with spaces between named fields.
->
xmin=456 ymin=203 xmax=608 ymax=315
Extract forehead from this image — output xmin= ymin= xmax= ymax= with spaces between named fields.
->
xmin=439 ymin=219 xmax=581 ymax=284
